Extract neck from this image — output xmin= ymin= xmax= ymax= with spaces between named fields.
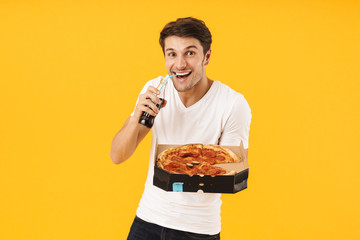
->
xmin=178 ymin=77 xmax=213 ymax=108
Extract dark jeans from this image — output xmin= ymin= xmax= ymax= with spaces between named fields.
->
xmin=127 ymin=216 xmax=220 ymax=240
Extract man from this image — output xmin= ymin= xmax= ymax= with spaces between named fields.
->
xmin=111 ymin=17 xmax=251 ymax=240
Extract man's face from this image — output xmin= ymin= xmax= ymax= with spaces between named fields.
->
xmin=164 ymin=36 xmax=211 ymax=92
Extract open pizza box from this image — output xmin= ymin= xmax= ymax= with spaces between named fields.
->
xmin=153 ymin=141 xmax=249 ymax=193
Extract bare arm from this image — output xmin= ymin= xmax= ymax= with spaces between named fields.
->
xmin=110 ymin=86 xmax=164 ymax=164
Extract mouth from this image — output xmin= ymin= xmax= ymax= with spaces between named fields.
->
xmin=173 ymin=71 xmax=192 ymax=81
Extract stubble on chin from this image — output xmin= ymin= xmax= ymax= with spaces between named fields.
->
xmin=174 ymin=82 xmax=192 ymax=92
xmin=173 ymin=74 xmax=202 ymax=93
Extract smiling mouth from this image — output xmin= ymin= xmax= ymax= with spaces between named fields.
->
xmin=174 ymin=71 xmax=192 ymax=79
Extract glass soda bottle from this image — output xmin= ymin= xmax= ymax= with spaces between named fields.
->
xmin=138 ymin=77 xmax=167 ymax=128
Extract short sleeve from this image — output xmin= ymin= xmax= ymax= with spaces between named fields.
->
xmin=219 ymin=95 xmax=252 ymax=148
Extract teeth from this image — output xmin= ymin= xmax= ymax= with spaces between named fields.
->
xmin=176 ymin=72 xmax=191 ymax=76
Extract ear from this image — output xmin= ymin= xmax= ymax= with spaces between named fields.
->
xmin=204 ymin=49 xmax=211 ymax=66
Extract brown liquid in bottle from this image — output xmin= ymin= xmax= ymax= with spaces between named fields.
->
xmin=138 ymin=77 xmax=168 ymax=128
xmin=138 ymin=98 xmax=164 ymax=128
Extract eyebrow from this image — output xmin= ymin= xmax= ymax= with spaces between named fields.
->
xmin=165 ymin=45 xmax=198 ymax=52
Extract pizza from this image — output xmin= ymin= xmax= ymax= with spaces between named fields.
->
xmin=157 ymin=144 xmax=240 ymax=177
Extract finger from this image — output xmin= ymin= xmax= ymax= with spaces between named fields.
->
xmin=147 ymin=86 xmax=160 ymax=95
xmin=149 ymin=95 xmax=162 ymax=106
xmin=135 ymin=102 xmax=158 ymax=116
xmin=139 ymin=92 xmax=162 ymax=107
xmin=145 ymin=87 xmax=162 ymax=105
xmin=137 ymin=105 xmax=158 ymax=116
xmin=138 ymin=98 xmax=159 ymax=114
xmin=144 ymin=98 xmax=160 ymax=113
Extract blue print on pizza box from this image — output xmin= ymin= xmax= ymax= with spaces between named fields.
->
xmin=172 ymin=182 xmax=184 ymax=192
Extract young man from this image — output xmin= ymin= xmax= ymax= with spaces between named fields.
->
xmin=111 ymin=17 xmax=251 ymax=240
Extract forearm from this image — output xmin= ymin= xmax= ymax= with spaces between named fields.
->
xmin=111 ymin=83 xmax=162 ymax=164
xmin=110 ymin=116 xmax=150 ymax=164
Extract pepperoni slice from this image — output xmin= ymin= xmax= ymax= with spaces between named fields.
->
xmin=196 ymin=168 xmax=207 ymax=175
xmin=174 ymin=165 xmax=188 ymax=174
xmin=203 ymin=157 xmax=217 ymax=165
xmin=164 ymin=162 xmax=181 ymax=171
xmin=207 ymin=168 xmax=227 ymax=177
xmin=203 ymin=150 xmax=216 ymax=158
xmin=180 ymin=152 xmax=200 ymax=158
xmin=200 ymin=164 xmax=213 ymax=171
xmin=171 ymin=156 xmax=191 ymax=164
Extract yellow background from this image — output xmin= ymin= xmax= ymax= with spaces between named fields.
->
xmin=1 ymin=0 xmax=359 ymax=239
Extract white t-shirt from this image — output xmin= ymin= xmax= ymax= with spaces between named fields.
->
xmin=134 ymin=76 xmax=252 ymax=235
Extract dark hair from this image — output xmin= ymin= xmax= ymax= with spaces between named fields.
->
xmin=159 ymin=17 xmax=212 ymax=55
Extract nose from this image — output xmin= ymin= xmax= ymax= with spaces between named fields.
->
xmin=175 ymin=55 xmax=187 ymax=70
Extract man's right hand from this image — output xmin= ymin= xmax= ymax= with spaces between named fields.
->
xmin=132 ymin=86 xmax=163 ymax=121
xmin=110 ymin=85 xmax=166 ymax=164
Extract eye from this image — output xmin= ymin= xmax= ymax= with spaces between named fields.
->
xmin=167 ymin=52 xmax=176 ymax=57
xmin=186 ymin=51 xmax=195 ymax=56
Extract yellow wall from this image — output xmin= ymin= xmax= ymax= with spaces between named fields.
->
xmin=1 ymin=0 xmax=359 ymax=239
